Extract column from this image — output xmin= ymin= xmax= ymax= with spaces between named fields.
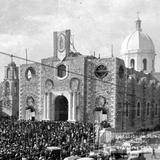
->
xmin=50 ymin=93 xmax=54 ymax=120
xmin=26 ymin=110 xmax=28 ymax=120
xmin=68 ymin=92 xmax=73 ymax=121
xmin=72 ymin=92 xmax=77 ymax=121
xmin=29 ymin=109 xmax=31 ymax=120
xmin=43 ymin=94 xmax=47 ymax=120
xmin=76 ymin=92 xmax=80 ymax=121
xmin=76 ymin=92 xmax=80 ymax=106
xmin=47 ymin=93 xmax=50 ymax=120
xmin=11 ymin=67 xmax=14 ymax=79
xmin=43 ymin=94 xmax=46 ymax=120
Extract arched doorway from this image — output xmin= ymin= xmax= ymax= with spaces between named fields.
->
xmin=55 ymin=95 xmax=68 ymax=121
xmin=26 ymin=96 xmax=35 ymax=121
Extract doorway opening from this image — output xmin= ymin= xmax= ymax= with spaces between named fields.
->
xmin=55 ymin=95 xmax=68 ymax=121
xmin=25 ymin=107 xmax=35 ymax=121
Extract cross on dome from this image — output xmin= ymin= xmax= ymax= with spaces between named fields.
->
xmin=136 ymin=11 xmax=142 ymax=31
xmin=137 ymin=11 xmax=140 ymax=20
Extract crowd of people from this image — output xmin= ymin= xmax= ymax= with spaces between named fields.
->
xmin=0 ymin=118 xmax=96 ymax=160
xmin=2 ymin=117 xmax=159 ymax=160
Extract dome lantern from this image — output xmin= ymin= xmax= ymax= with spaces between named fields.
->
xmin=136 ymin=18 xmax=142 ymax=31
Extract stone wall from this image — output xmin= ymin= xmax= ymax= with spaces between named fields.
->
xmin=40 ymin=55 xmax=86 ymax=121
xmin=119 ymin=70 xmax=160 ymax=131
xmin=18 ymin=55 xmax=160 ymax=131
xmin=19 ymin=63 xmax=41 ymax=120
xmin=114 ymin=58 xmax=126 ymax=131
xmin=86 ymin=57 xmax=117 ymax=128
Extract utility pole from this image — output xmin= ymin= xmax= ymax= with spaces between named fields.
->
xmin=25 ymin=48 xmax=28 ymax=65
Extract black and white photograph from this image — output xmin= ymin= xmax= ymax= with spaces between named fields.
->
xmin=0 ymin=0 xmax=160 ymax=159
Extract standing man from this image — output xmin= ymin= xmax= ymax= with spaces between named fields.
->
xmin=151 ymin=147 xmax=156 ymax=159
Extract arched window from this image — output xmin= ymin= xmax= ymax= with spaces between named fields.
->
xmin=130 ymin=59 xmax=135 ymax=69
xmin=152 ymin=60 xmax=154 ymax=69
xmin=14 ymin=82 xmax=18 ymax=94
xmin=5 ymin=82 xmax=10 ymax=96
xmin=25 ymin=67 xmax=36 ymax=81
xmin=14 ymin=69 xmax=17 ymax=79
xmin=45 ymin=79 xmax=54 ymax=90
xmin=147 ymin=102 xmax=150 ymax=116
xmin=137 ymin=102 xmax=140 ymax=116
xmin=7 ymin=68 xmax=10 ymax=79
xmin=57 ymin=64 xmax=66 ymax=78
xmin=119 ymin=65 xmax=124 ymax=78
xmin=126 ymin=102 xmax=129 ymax=117
xmin=155 ymin=104 xmax=158 ymax=115
xmin=143 ymin=59 xmax=147 ymax=70
xmin=26 ymin=96 xmax=35 ymax=107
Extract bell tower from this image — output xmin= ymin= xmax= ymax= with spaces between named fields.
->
xmin=3 ymin=59 xmax=19 ymax=118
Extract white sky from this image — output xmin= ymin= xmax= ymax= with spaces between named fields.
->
xmin=0 ymin=0 xmax=160 ymax=80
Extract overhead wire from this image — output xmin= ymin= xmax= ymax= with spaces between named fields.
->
xmin=0 ymin=51 xmax=130 ymax=89
xmin=0 ymin=51 xmax=159 ymax=111
xmin=0 ymin=51 xmax=157 ymax=100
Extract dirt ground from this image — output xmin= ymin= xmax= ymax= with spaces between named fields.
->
xmin=141 ymin=152 xmax=160 ymax=160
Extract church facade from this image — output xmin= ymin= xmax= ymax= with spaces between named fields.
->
xmin=19 ymin=29 xmax=124 ymax=129
xmin=0 ymin=17 xmax=158 ymax=131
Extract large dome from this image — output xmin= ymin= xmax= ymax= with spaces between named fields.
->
xmin=120 ymin=18 xmax=155 ymax=54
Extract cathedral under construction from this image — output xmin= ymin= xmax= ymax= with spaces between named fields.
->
xmin=0 ymin=17 xmax=160 ymax=131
